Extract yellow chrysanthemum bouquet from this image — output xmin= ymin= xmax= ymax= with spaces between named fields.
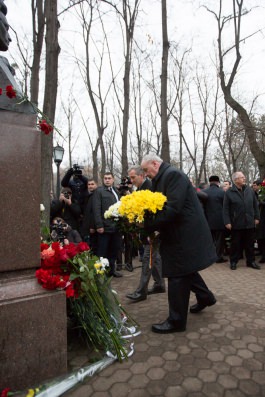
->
xmin=104 ymin=190 xmax=166 ymax=268
xmin=104 ymin=190 xmax=166 ymax=228
xmin=119 ymin=190 xmax=166 ymax=223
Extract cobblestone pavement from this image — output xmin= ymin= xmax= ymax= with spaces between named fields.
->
xmin=64 ymin=259 xmax=265 ymax=397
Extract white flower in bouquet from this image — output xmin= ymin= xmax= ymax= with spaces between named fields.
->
xmin=99 ymin=257 xmax=109 ymax=271
xmin=104 ymin=201 xmax=122 ymax=220
xmin=40 ymin=203 xmax=45 ymax=212
xmin=94 ymin=257 xmax=109 ymax=274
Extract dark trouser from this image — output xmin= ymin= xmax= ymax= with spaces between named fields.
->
xmin=124 ymin=233 xmax=134 ymax=264
xmin=97 ymin=232 xmax=122 ymax=274
xmin=168 ymin=272 xmax=215 ymax=327
xmin=230 ymin=228 xmax=255 ymax=264
xmin=211 ymin=230 xmax=226 ymax=259
xmin=89 ymin=232 xmax=98 ymax=256
xmin=136 ymin=244 xmax=165 ymax=296
xmin=257 ymin=238 xmax=265 ymax=259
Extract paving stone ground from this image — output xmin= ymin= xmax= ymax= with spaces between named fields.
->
xmin=64 ymin=258 xmax=265 ymax=397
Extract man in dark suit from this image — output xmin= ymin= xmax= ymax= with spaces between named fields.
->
xmin=93 ymin=172 xmax=122 ymax=277
xmin=203 ymin=175 xmax=227 ymax=263
xmin=126 ymin=165 xmax=165 ymax=302
xmin=141 ymin=153 xmax=217 ymax=333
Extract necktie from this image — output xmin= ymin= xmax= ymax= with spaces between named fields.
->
xmin=109 ymin=187 xmax=119 ymax=202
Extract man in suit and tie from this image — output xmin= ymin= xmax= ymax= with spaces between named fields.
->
xmin=93 ymin=172 xmax=122 ymax=277
xmin=126 ymin=165 xmax=165 ymax=302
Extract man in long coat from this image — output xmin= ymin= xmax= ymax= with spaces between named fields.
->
xmin=203 ymin=175 xmax=227 ymax=263
xmin=141 ymin=153 xmax=217 ymax=333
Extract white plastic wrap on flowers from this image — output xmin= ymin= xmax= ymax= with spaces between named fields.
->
xmin=24 ymin=323 xmax=140 ymax=397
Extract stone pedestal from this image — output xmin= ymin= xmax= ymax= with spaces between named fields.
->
xmin=0 ymin=272 xmax=67 ymax=390
xmin=0 ymin=110 xmax=67 ymax=390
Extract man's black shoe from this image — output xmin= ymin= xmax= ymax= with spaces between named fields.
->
xmin=216 ymin=258 xmax=228 ymax=263
xmin=111 ymin=271 xmax=123 ymax=277
xmin=247 ymin=262 xmax=261 ymax=270
xmin=230 ymin=262 xmax=237 ymax=270
xmin=125 ymin=263 xmax=133 ymax=272
xmin=116 ymin=264 xmax=122 ymax=271
xmin=126 ymin=292 xmax=146 ymax=302
xmin=190 ymin=298 xmax=216 ymax=314
xmin=151 ymin=319 xmax=186 ymax=334
xmin=147 ymin=286 xmax=166 ymax=295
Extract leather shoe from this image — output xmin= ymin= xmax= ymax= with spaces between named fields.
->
xmin=216 ymin=257 xmax=228 ymax=263
xmin=125 ymin=263 xmax=133 ymax=272
xmin=152 ymin=319 xmax=186 ymax=334
xmin=247 ymin=262 xmax=261 ymax=270
xmin=190 ymin=298 xmax=216 ymax=314
xmin=126 ymin=292 xmax=146 ymax=302
xmin=111 ymin=271 xmax=123 ymax=277
xmin=147 ymin=286 xmax=166 ymax=295
xmin=230 ymin=262 xmax=237 ymax=270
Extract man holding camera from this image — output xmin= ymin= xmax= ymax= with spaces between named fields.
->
xmin=61 ymin=165 xmax=88 ymax=213
xmin=50 ymin=187 xmax=81 ymax=232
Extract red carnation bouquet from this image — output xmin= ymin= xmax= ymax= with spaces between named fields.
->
xmin=36 ymin=241 xmax=138 ymax=361
xmin=37 ymin=241 xmax=89 ymax=298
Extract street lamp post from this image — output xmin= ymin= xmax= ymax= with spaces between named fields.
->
xmin=53 ymin=145 xmax=64 ymax=199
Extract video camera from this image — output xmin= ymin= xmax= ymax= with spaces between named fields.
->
xmin=72 ymin=164 xmax=84 ymax=176
xmin=117 ymin=176 xmax=132 ymax=196
xmin=51 ymin=220 xmax=67 ymax=243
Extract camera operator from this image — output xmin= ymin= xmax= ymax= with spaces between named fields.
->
xmin=61 ymin=165 xmax=88 ymax=213
xmin=116 ymin=176 xmax=133 ymax=197
xmin=50 ymin=187 xmax=81 ymax=232
xmin=51 ymin=217 xmax=82 ymax=245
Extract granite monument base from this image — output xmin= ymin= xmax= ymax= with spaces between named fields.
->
xmin=0 ymin=109 xmax=67 ymax=391
xmin=0 ymin=270 xmax=67 ymax=391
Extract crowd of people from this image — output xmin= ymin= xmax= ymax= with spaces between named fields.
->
xmin=49 ymin=159 xmax=265 ymax=333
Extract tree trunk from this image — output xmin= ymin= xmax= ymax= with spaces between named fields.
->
xmin=41 ymin=0 xmax=60 ymax=224
xmin=215 ymin=0 xmax=265 ymax=177
xmin=30 ymin=0 xmax=45 ymax=104
xmin=160 ymin=0 xmax=170 ymax=162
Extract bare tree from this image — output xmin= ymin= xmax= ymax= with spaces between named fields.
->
xmin=41 ymin=0 xmax=60 ymax=220
xmin=101 ymin=0 xmax=141 ymax=175
xmin=160 ymin=0 xmax=170 ymax=162
xmin=168 ymin=44 xmax=191 ymax=170
xmin=206 ymin=0 xmax=265 ymax=176
xmin=30 ymin=0 xmax=45 ymax=104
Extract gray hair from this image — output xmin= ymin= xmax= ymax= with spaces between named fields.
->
xmin=141 ymin=153 xmax=163 ymax=164
xmin=232 ymin=171 xmax=243 ymax=183
xmin=128 ymin=165 xmax=144 ymax=175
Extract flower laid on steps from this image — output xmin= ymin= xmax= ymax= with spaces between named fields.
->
xmin=36 ymin=241 xmax=139 ymax=361
xmin=0 ymin=84 xmax=56 ymax=136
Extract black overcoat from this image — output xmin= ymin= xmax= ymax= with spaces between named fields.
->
xmin=203 ymin=184 xmax=225 ymax=230
xmin=223 ymin=184 xmax=260 ymax=229
xmin=145 ymin=162 xmax=217 ymax=278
